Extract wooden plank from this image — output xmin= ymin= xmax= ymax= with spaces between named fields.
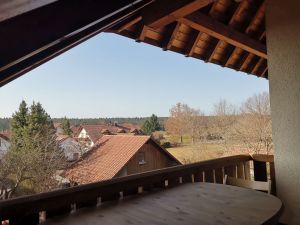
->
xmin=142 ymin=0 xmax=213 ymax=29
xmin=43 ymin=183 xmax=283 ymax=225
xmin=244 ymin=161 xmax=251 ymax=180
xmin=251 ymin=57 xmax=265 ymax=74
xmin=237 ymin=163 xmax=245 ymax=179
xmin=179 ymin=13 xmax=267 ymax=59
xmin=252 ymin=154 xmax=274 ymax=163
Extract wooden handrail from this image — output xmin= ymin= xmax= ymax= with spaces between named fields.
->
xmin=0 ymin=155 xmax=251 ymax=222
xmin=252 ymin=154 xmax=274 ymax=163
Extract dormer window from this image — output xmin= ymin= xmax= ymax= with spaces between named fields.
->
xmin=138 ymin=152 xmax=146 ymax=165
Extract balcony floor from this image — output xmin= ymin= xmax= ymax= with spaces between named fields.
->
xmin=44 ymin=182 xmax=282 ymax=225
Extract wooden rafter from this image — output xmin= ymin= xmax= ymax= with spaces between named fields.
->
xmin=225 ymin=0 xmax=266 ymax=68
xmin=251 ymin=57 xmax=264 ymax=74
xmin=261 ymin=66 xmax=268 ymax=78
xmin=117 ymin=16 xmax=142 ymax=33
xmin=142 ymin=0 xmax=213 ymax=29
xmin=136 ymin=24 xmax=148 ymax=42
xmin=161 ymin=22 xmax=181 ymax=50
xmin=208 ymin=1 xmax=245 ymax=62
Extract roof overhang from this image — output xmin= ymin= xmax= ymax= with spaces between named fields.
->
xmin=0 ymin=0 xmax=268 ymax=87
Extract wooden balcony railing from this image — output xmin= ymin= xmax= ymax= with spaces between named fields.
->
xmin=0 ymin=154 xmax=275 ymax=225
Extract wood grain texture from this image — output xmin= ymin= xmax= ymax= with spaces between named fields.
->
xmin=44 ymin=183 xmax=282 ymax=225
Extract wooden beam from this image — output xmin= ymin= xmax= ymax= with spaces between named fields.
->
xmin=179 ymin=12 xmax=267 ymax=59
xmin=117 ymin=16 xmax=142 ymax=32
xmin=251 ymin=57 xmax=264 ymax=75
xmin=142 ymin=0 xmax=213 ymax=29
xmin=161 ymin=22 xmax=181 ymax=50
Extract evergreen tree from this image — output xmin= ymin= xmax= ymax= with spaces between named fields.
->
xmin=62 ymin=117 xmax=72 ymax=135
xmin=149 ymin=114 xmax=161 ymax=131
xmin=2 ymin=101 xmax=65 ymax=199
xmin=141 ymin=114 xmax=161 ymax=135
xmin=10 ymin=100 xmax=28 ymax=149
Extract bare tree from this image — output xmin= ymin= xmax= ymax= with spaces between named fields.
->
xmin=212 ymin=99 xmax=237 ymax=146
xmin=234 ymin=92 xmax=273 ymax=154
xmin=165 ymin=103 xmax=207 ymax=144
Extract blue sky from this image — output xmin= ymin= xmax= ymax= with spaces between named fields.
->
xmin=0 ymin=33 xmax=269 ymax=118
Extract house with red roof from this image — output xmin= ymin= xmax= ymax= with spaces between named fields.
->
xmin=76 ymin=123 xmax=142 ymax=148
xmin=65 ymin=135 xmax=180 ymax=184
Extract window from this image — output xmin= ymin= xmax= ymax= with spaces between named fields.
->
xmin=138 ymin=152 xmax=146 ymax=165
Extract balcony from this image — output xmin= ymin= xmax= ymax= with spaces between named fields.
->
xmin=0 ymin=154 xmax=279 ymax=225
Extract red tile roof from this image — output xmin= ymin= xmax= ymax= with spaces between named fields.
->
xmin=65 ymin=135 xmax=178 ymax=184
xmin=78 ymin=124 xmax=140 ymax=143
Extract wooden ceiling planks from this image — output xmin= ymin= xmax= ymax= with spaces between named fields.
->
xmin=113 ymin=0 xmax=268 ymax=78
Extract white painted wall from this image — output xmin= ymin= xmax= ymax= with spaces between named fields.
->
xmin=78 ymin=128 xmax=94 ymax=147
xmin=266 ymin=0 xmax=300 ymax=223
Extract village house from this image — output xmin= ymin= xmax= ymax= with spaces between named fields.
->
xmin=0 ymin=131 xmax=10 ymax=158
xmin=76 ymin=123 xmax=142 ymax=148
xmin=65 ymin=135 xmax=180 ymax=184
xmin=56 ymin=135 xmax=84 ymax=162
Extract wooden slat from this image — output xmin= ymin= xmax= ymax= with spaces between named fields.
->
xmin=237 ymin=163 xmax=245 ymax=179
xmin=251 ymin=57 xmax=264 ymax=74
xmin=142 ymin=0 xmax=213 ymax=29
xmin=179 ymin=12 xmax=267 ymax=59
xmin=244 ymin=161 xmax=251 ymax=180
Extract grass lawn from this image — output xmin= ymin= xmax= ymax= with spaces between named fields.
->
xmin=166 ymin=143 xmax=225 ymax=164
